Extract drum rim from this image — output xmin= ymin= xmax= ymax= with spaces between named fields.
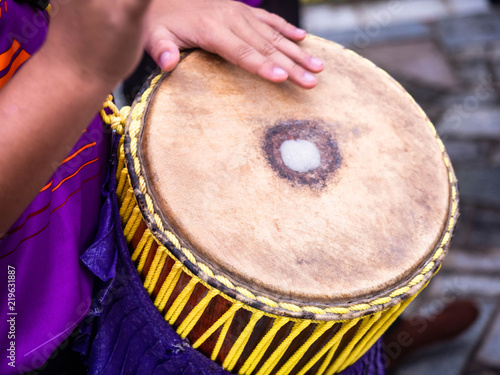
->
xmin=123 ymin=39 xmax=459 ymax=321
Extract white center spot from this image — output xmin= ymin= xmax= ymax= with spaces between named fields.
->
xmin=279 ymin=139 xmax=321 ymax=173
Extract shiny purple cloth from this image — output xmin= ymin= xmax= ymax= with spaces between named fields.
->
xmin=0 ymin=3 xmax=109 ymax=373
xmin=240 ymin=0 xmax=264 ymax=7
xmin=0 ymin=114 xmax=108 ymax=374
xmin=74 ymin=134 xmax=386 ymax=375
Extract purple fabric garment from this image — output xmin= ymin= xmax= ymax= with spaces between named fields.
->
xmin=0 ymin=1 xmax=48 ymax=64
xmin=74 ymin=134 xmax=386 ymax=375
xmin=0 ymin=2 xmax=109 ymax=373
xmin=239 ymin=0 xmax=264 ymax=8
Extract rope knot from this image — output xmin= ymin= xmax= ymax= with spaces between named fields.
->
xmin=100 ymin=95 xmax=130 ymax=135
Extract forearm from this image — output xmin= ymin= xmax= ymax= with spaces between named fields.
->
xmin=0 ymin=46 xmax=112 ymax=234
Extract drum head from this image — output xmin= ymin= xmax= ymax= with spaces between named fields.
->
xmin=138 ymin=36 xmax=451 ymax=305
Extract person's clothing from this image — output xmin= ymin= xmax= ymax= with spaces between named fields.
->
xmin=73 ymin=133 xmax=386 ymax=375
xmin=241 ymin=0 xmax=263 ymax=7
xmin=0 ymin=2 xmax=109 ymax=373
xmin=260 ymin=0 xmax=299 ymax=27
xmin=0 ymin=0 xmax=47 ymax=89
xmin=24 ymin=331 xmax=87 ymax=375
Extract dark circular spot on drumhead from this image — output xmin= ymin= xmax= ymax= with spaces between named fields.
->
xmin=263 ymin=120 xmax=342 ymax=188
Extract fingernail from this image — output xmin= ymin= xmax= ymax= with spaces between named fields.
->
xmin=296 ymin=27 xmax=307 ymax=35
xmin=273 ymin=67 xmax=287 ymax=78
xmin=310 ymin=57 xmax=324 ymax=68
xmin=159 ymin=52 xmax=172 ymax=69
xmin=303 ymin=72 xmax=316 ymax=83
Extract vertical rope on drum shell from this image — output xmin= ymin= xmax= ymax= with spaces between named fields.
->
xmin=124 ymin=206 xmax=142 ymax=243
xmin=177 ymin=289 xmax=220 ymax=339
xmin=193 ymin=302 xmax=243 ymax=350
xmin=144 ymin=246 xmax=167 ymax=294
xmin=116 ymin=139 xmax=125 ymax=182
xmin=165 ymin=277 xmax=199 ymax=324
xmin=119 ymin=188 xmax=135 ymax=222
xmin=338 ymin=287 xmax=423 ymax=373
xmin=343 ymin=307 xmax=399 ymax=368
xmin=116 ymin=168 xmax=129 ymax=202
xmin=155 ymin=261 xmax=184 ymax=312
xmin=257 ymin=320 xmax=312 ymax=375
xmin=276 ymin=320 xmax=337 ymax=375
xmin=119 ymin=176 xmax=130 ymax=206
xmin=131 ymin=228 xmax=152 ymax=262
xmin=137 ymin=235 xmax=154 ymax=273
xmin=311 ymin=319 xmax=360 ymax=375
xmin=239 ymin=317 xmax=289 ymax=375
xmin=149 ymin=248 xmax=169 ymax=294
xmin=327 ymin=312 xmax=382 ymax=374
xmin=224 ymin=310 xmax=265 ymax=371
xmin=211 ymin=311 xmax=237 ymax=361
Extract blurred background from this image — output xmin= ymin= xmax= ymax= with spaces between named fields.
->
xmin=299 ymin=0 xmax=500 ymax=374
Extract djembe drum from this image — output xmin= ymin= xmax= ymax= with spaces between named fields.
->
xmin=108 ymin=36 xmax=458 ymax=375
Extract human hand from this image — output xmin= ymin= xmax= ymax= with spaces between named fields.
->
xmin=143 ymin=0 xmax=324 ymax=89
xmin=43 ymin=0 xmax=153 ymax=88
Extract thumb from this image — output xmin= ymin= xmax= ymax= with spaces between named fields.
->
xmin=145 ymin=28 xmax=181 ymax=72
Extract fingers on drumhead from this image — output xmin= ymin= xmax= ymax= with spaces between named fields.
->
xmin=146 ymin=31 xmax=181 ymax=72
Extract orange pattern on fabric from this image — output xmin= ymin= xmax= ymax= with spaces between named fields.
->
xmin=0 ymin=39 xmax=20 ymax=71
xmin=60 ymin=142 xmax=97 ymax=165
xmin=39 ymin=142 xmax=96 ymax=191
xmin=0 ymin=173 xmax=101 ymax=259
xmin=2 ymin=143 xmax=98 ymax=241
xmin=0 ymin=49 xmax=30 ymax=89
xmin=1 ymin=202 xmax=51 ymax=238
xmin=51 ymin=157 xmax=99 ymax=192
xmin=40 ymin=180 xmax=53 ymax=192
